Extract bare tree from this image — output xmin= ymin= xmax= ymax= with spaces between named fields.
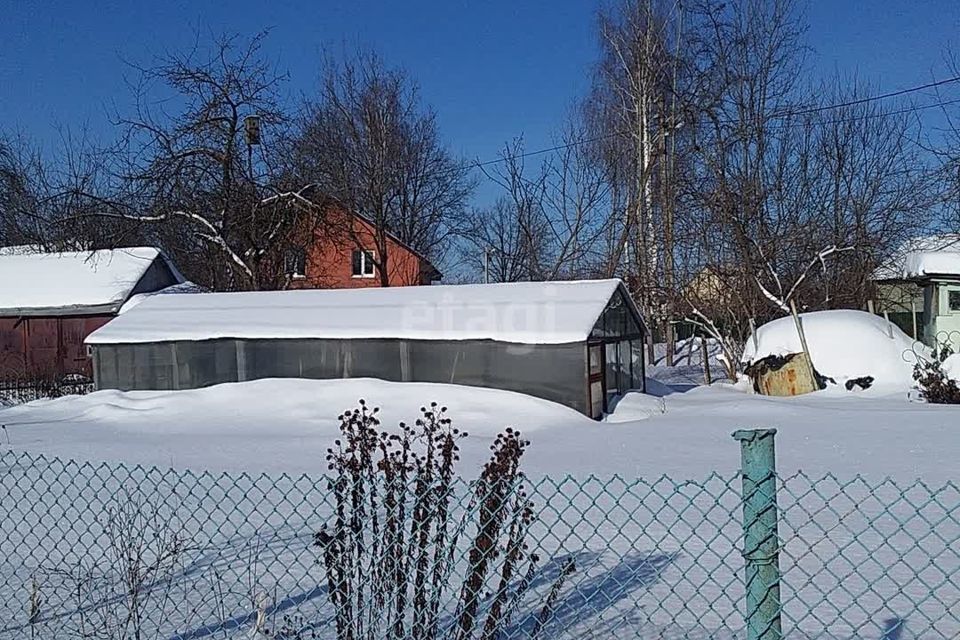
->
xmin=460 ymin=130 xmax=609 ymax=283
xmin=669 ymin=0 xmax=935 ymax=375
xmin=0 ymin=130 xmax=144 ymax=252
xmin=294 ymin=50 xmax=473 ymax=286
xmin=927 ymin=50 xmax=960 ymax=242
xmin=0 ymin=134 xmax=45 ymax=247
xmin=461 ymin=197 xmax=547 ymax=283
xmin=64 ymin=31 xmax=327 ymax=290
xmin=587 ymin=0 xmax=686 ymax=362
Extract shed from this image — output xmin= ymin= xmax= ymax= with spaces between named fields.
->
xmin=86 ymin=279 xmax=646 ymax=418
xmin=873 ymin=239 xmax=960 ymax=349
xmin=0 ymin=247 xmax=183 ymax=379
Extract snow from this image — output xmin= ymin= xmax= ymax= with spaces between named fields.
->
xmin=117 ymin=280 xmax=204 ymax=314
xmin=940 ymin=353 xmax=960 ymax=381
xmin=901 ymin=250 xmax=960 ymax=278
xmin=1 ymin=377 xmax=959 ymax=639
xmin=0 ymin=376 xmax=954 ymax=483
xmin=0 ymin=247 xmax=172 ymax=314
xmin=87 ymin=279 xmax=629 ymax=345
xmin=873 ymin=234 xmax=960 ymax=280
xmin=741 ymin=310 xmax=919 ymax=390
xmin=647 ymin=337 xmax=728 ymax=389
xmin=603 ymin=391 xmax=666 ymax=421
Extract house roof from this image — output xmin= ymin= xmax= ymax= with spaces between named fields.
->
xmin=0 ymin=247 xmax=182 ymax=316
xmin=873 ymin=234 xmax=960 ymax=281
xmin=86 ymin=279 xmax=637 ymax=345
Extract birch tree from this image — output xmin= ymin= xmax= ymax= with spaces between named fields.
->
xmin=587 ymin=0 xmax=687 ymax=362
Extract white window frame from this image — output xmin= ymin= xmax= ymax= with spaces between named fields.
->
xmin=948 ymin=287 xmax=960 ymax=313
xmin=352 ymin=249 xmax=377 ymax=279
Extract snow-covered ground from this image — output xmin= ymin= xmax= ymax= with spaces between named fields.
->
xmin=1 ymin=372 xmax=958 ymax=639
xmin=646 ymin=336 xmax=729 ymax=388
xmin=0 ymin=376 xmax=954 ymax=482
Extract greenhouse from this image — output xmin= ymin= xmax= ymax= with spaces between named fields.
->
xmin=86 ymin=279 xmax=646 ymax=418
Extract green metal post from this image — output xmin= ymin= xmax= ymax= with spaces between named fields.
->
xmin=732 ymin=428 xmax=782 ymax=640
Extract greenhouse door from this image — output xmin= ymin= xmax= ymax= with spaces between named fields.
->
xmin=586 ymin=334 xmax=643 ymax=419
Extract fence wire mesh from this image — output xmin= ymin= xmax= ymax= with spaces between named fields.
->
xmin=0 ymin=449 xmax=957 ymax=640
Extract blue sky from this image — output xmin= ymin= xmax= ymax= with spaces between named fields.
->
xmin=1 ymin=0 xmax=959 ymax=179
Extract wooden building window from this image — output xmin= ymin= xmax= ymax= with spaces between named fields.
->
xmin=352 ymin=250 xmax=376 ymax=278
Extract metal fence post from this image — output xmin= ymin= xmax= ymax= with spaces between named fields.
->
xmin=732 ymin=428 xmax=782 ymax=640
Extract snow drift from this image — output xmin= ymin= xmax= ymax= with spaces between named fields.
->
xmin=742 ymin=310 xmax=918 ymax=391
xmin=939 ymin=353 xmax=960 ymax=383
xmin=2 ymin=376 xmax=960 ymax=482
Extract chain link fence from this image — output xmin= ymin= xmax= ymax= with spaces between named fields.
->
xmin=0 ymin=430 xmax=957 ymax=640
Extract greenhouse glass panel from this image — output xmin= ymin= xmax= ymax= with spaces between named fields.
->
xmin=630 ymin=340 xmax=645 ymax=390
xmin=175 ymin=340 xmax=238 ymax=388
xmin=618 ymin=339 xmax=631 ymax=391
xmin=605 ymin=342 xmax=619 ymax=400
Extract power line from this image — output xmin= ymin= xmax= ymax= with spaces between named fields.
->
xmin=767 ymin=96 xmax=960 ymax=130
xmin=773 ymin=74 xmax=960 ymax=119
xmin=465 ymin=77 xmax=960 ymax=175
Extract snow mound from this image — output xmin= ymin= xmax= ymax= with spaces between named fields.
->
xmin=604 ymin=391 xmax=665 ymax=422
xmin=2 ymin=376 xmax=960 ymax=481
xmin=742 ymin=310 xmax=917 ymax=390
xmin=0 ymin=378 xmax=595 ymax=475
xmin=940 ymin=353 xmax=960 ymax=382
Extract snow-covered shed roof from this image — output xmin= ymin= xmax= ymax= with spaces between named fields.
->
xmin=87 ymin=279 xmax=638 ymax=345
xmin=873 ymin=234 xmax=960 ymax=281
xmin=0 ymin=247 xmax=183 ymax=316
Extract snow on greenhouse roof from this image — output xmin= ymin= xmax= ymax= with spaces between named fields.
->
xmin=0 ymin=247 xmax=177 ymax=316
xmin=87 ymin=279 xmax=632 ymax=345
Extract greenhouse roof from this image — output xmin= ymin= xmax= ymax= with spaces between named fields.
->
xmin=87 ymin=279 xmax=639 ymax=345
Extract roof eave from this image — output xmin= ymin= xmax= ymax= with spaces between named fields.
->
xmin=0 ymin=301 xmax=122 ymax=318
xmin=876 ymin=273 xmax=960 ymax=284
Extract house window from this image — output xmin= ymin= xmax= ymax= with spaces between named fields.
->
xmin=284 ymin=247 xmax=306 ymax=278
xmin=949 ymin=290 xmax=960 ymax=312
xmin=352 ymin=250 xmax=376 ymax=278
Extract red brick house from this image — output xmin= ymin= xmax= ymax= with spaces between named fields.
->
xmin=0 ymin=247 xmax=184 ymax=380
xmin=280 ymin=202 xmax=442 ymax=289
